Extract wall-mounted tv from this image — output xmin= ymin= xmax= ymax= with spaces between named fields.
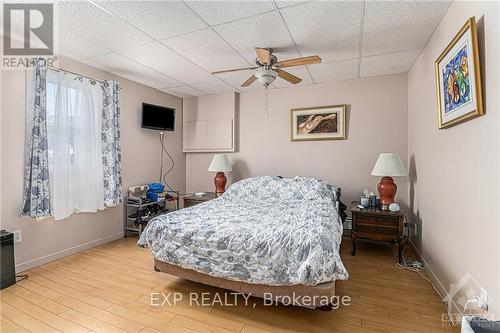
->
xmin=141 ymin=103 xmax=175 ymax=131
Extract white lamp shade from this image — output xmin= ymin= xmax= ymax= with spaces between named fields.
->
xmin=208 ymin=154 xmax=232 ymax=172
xmin=371 ymin=153 xmax=407 ymax=177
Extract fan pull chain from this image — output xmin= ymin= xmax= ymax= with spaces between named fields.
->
xmin=265 ymin=86 xmax=269 ymax=119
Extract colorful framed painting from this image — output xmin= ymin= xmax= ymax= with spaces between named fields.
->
xmin=435 ymin=17 xmax=483 ymax=129
xmin=290 ymin=105 xmax=346 ymax=141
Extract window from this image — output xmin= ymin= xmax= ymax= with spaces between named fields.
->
xmin=45 ymin=69 xmax=105 ymax=220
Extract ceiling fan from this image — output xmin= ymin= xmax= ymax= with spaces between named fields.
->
xmin=211 ymin=47 xmax=321 ymax=87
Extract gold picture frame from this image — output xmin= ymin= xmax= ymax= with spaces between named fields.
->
xmin=290 ymin=105 xmax=346 ymax=142
xmin=435 ymin=17 xmax=483 ymax=129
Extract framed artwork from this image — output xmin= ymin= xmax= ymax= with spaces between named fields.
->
xmin=435 ymin=17 xmax=483 ymax=129
xmin=290 ymin=104 xmax=346 ymax=141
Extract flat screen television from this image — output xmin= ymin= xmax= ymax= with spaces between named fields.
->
xmin=141 ymin=103 xmax=175 ymax=131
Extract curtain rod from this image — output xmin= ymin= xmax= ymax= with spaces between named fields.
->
xmin=47 ymin=65 xmax=107 ymax=85
xmin=32 ymin=58 xmax=109 ymax=86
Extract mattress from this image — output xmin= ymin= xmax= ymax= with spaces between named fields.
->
xmin=138 ymin=176 xmax=348 ymax=286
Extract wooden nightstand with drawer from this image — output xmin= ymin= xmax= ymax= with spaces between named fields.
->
xmin=350 ymin=201 xmax=406 ymax=263
xmin=183 ymin=192 xmax=217 ymax=208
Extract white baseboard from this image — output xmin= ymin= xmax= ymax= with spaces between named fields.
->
xmin=409 ymin=239 xmax=463 ymax=322
xmin=409 ymin=239 xmax=448 ymax=297
xmin=16 ymin=231 xmax=124 ymax=273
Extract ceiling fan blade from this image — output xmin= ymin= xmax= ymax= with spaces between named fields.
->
xmin=241 ymin=75 xmax=257 ymax=87
xmin=276 ymin=55 xmax=321 ymax=68
xmin=276 ymin=68 xmax=302 ymax=84
xmin=255 ymin=47 xmax=272 ymax=65
xmin=211 ymin=66 xmax=258 ymax=75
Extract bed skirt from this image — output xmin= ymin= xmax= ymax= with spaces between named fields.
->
xmin=154 ymin=258 xmax=336 ymax=309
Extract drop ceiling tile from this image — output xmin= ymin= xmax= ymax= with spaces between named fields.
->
xmin=274 ymin=1 xmax=306 ymax=9
xmin=363 ymin=1 xmax=452 ymax=56
xmin=191 ymin=80 xmax=236 ymax=95
xmin=272 ymin=66 xmax=312 ymax=88
xmin=309 ymin=59 xmax=359 ymax=83
xmin=214 ymin=68 xmax=257 ymax=80
xmin=161 ymin=28 xmax=250 ymax=73
xmin=281 ymin=1 xmax=362 ymax=63
xmin=214 ymin=11 xmax=299 ymax=64
xmin=58 ymin=30 xmax=111 ymax=60
xmin=187 ymin=1 xmax=275 ymax=26
xmin=58 ymin=1 xmax=154 ymax=51
xmin=85 ymin=53 xmax=181 ymax=89
xmin=119 ymin=42 xmax=215 ymax=84
xmin=360 ymin=49 xmax=421 ymax=78
xmin=95 ymin=1 xmax=207 ymax=40
xmin=161 ymin=86 xmax=206 ymax=98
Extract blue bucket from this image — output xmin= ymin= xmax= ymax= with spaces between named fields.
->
xmin=146 ymin=191 xmax=159 ymax=202
xmin=147 ymin=183 xmax=165 ymax=202
xmin=148 ymin=183 xmax=165 ymax=193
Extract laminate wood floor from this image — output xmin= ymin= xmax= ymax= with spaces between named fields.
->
xmin=0 ymin=236 xmax=459 ymax=333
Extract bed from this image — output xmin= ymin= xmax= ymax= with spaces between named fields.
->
xmin=138 ymin=176 xmax=348 ymax=308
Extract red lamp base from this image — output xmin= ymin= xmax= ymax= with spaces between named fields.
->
xmin=214 ymin=172 xmax=227 ymax=196
xmin=377 ymin=176 xmax=397 ymax=210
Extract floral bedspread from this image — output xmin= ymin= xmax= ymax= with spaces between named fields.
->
xmin=138 ymin=176 xmax=348 ymax=286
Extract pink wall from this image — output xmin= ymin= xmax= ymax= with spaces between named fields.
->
xmin=186 ymin=74 xmax=409 ymax=207
xmin=0 ymin=53 xmax=185 ymax=271
xmin=408 ymin=1 xmax=500 ymax=316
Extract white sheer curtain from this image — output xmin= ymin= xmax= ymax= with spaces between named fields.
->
xmin=46 ymin=69 xmax=105 ymax=220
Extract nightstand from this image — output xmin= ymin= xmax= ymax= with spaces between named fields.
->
xmin=350 ymin=201 xmax=406 ymax=263
xmin=183 ymin=192 xmax=217 ymax=208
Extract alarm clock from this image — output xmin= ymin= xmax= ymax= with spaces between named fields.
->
xmin=389 ymin=203 xmax=400 ymax=212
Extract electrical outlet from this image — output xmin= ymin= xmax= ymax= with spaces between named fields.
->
xmin=13 ymin=230 xmax=22 ymax=243
xmin=405 ymin=223 xmax=418 ymax=238
xmin=480 ymin=287 xmax=488 ymax=311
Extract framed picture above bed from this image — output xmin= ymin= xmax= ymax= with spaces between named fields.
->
xmin=290 ymin=104 xmax=346 ymax=141
xmin=435 ymin=16 xmax=483 ymax=129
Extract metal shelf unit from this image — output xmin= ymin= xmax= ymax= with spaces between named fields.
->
xmin=123 ymin=191 xmax=179 ymax=237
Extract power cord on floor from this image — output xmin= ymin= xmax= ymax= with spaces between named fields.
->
xmin=397 ymin=243 xmax=459 ymax=326
xmin=16 ymin=274 xmax=28 ymax=282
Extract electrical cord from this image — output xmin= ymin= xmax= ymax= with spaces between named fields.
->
xmin=396 ymin=242 xmax=459 ymax=326
xmin=158 ymin=132 xmax=176 ymax=193
xmin=159 ymin=133 xmax=164 ymax=183
xmin=16 ymin=274 xmax=28 ymax=282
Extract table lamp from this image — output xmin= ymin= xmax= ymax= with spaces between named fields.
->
xmin=371 ymin=153 xmax=407 ymax=210
xmin=208 ymin=154 xmax=232 ymax=196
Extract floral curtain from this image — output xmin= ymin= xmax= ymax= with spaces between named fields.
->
xmin=101 ymin=80 xmax=123 ymax=207
xmin=22 ymin=59 xmax=51 ymax=218
xmin=22 ymin=64 xmax=123 ymax=219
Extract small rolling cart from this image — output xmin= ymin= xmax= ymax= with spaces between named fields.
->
xmin=123 ymin=190 xmax=179 ymax=237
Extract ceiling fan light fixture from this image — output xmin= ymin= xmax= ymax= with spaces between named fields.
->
xmin=222 ymin=48 xmax=321 ymax=88
xmin=255 ymin=67 xmax=277 ymax=86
